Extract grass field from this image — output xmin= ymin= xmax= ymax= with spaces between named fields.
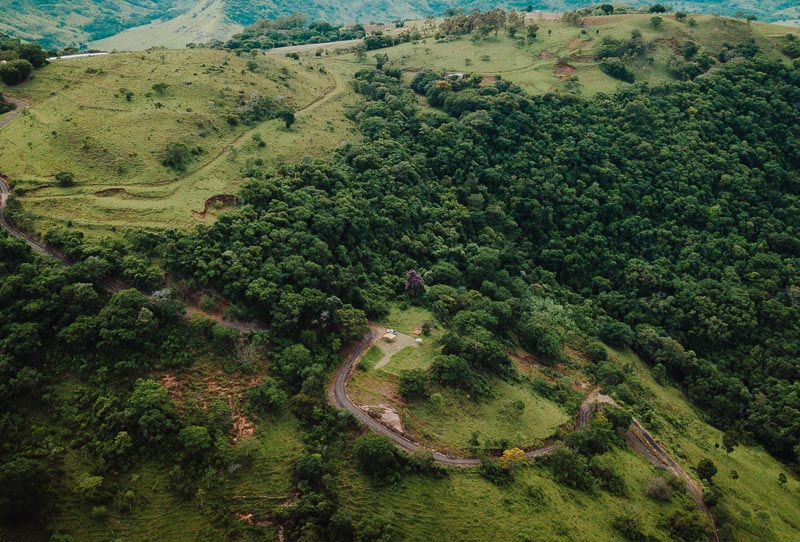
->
xmin=340 ymin=448 xmax=702 ymax=542
xmin=349 ymin=306 xmax=570 ymax=454
xmin=404 ymin=379 xmax=569 ymax=453
xmin=611 ymin=348 xmax=800 ymax=541
xmin=46 ymin=371 xmax=304 ymax=542
xmin=0 ymin=47 xmax=359 ymax=237
xmin=331 ymin=13 xmax=799 ymax=97
xmin=91 ymin=0 xmax=242 ymax=51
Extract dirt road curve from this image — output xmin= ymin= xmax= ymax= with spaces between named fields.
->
xmin=329 ymin=329 xmax=720 ymax=540
xmin=0 ymin=95 xmax=28 ymax=130
xmin=329 ymin=328 xmax=603 ymax=466
xmin=627 ymin=419 xmax=720 ymax=542
xmin=0 ymin=176 xmax=66 ymax=260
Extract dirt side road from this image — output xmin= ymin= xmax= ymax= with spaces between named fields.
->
xmin=0 ymin=95 xmax=28 ymax=130
xmin=329 ymin=330 xmax=719 ymax=540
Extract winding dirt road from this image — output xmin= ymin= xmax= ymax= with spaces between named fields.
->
xmin=329 ymin=327 xmax=603 ymax=466
xmin=0 ymin=176 xmax=66 ymax=260
xmin=3 ymin=88 xmax=717 ymax=541
xmin=1 ymin=173 xmax=256 ymax=330
xmin=329 ymin=329 xmax=720 ymax=540
xmin=0 ymin=95 xmax=28 ymax=130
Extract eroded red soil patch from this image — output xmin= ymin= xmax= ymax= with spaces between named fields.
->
xmin=554 ymin=60 xmax=577 ymax=79
xmin=159 ymin=365 xmax=262 ymax=441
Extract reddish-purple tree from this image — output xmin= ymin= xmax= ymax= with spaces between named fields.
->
xmin=405 ymin=269 xmax=424 ymax=296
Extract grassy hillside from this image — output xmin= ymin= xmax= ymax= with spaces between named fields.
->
xmin=91 ymin=0 xmax=244 ymax=51
xmin=3 ymin=0 xmax=797 ymax=50
xmin=2 ymin=12 xmax=795 ymax=238
xmin=0 ymin=47 xmax=358 ymax=236
xmin=340 ymin=307 xmax=800 ymax=541
xmin=0 ymin=0 xmax=193 ymax=49
xmin=341 ymin=345 xmax=800 ymax=542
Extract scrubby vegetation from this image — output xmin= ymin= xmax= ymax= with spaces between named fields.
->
xmin=219 ymin=14 xmax=366 ymax=52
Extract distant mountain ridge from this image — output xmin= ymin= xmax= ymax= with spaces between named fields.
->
xmin=1 ymin=0 xmax=797 ymax=48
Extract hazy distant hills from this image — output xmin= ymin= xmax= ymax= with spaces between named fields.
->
xmin=0 ymin=0 xmax=194 ymax=48
xmin=1 ymin=0 xmax=797 ymax=49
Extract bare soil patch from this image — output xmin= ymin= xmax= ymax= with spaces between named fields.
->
xmin=554 ymin=60 xmax=577 ymax=79
xmin=656 ymin=37 xmax=682 ymax=54
xmin=94 ymin=187 xmax=127 ymax=197
xmin=159 ymin=365 xmax=261 ymax=441
xmin=191 ymin=193 xmax=237 ymax=218
xmin=360 ymin=403 xmax=404 ymax=433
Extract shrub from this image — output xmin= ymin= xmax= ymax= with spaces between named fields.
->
xmin=585 ymin=341 xmax=608 ymax=363
xmin=296 ymin=453 xmax=324 ymax=483
xmin=398 ymin=369 xmax=428 ymax=400
xmin=541 ymin=448 xmax=595 ymax=491
xmin=479 ymin=456 xmax=512 ymax=485
xmin=590 ymin=455 xmax=625 ymax=495
xmin=645 ymin=476 xmax=672 ymax=501
xmin=599 ymin=58 xmax=635 ymax=83
xmin=353 ymin=433 xmax=402 ymax=482
xmin=0 ymin=59 xmax=33 ymax=85
xmin=162 ymin=142 xmax=190 ymax=171
xmin=55 ymin=171 xmax=74 ymax=187
xmin=613 ymin=508 xmax=646 ymax=541
xmin=247 ymin=378 xmax=288 ymax=414
xmin=600 ymin=321 xmax=634 ymax=348
xmin=662 ymin=509 xmax=712 ymax=542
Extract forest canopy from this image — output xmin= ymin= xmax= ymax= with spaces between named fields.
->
xmin=166 ymin=50 xmax=800 ymax=466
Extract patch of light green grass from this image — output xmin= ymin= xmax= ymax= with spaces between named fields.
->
xmin=404 ymin=379 xmax=569 ymax=454
xmin=379 ymin=343 xmax=436 ymax=375
xmin=612 ymin=348 xmax=800 ymax=542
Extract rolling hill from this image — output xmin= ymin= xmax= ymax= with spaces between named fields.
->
xmin=1 ymin=0 xmax=797 ymax=50
xmin=4 ymin=13 xmax=796 ymax=237
xmin=0 ymin=0 xmax=194 ymax=49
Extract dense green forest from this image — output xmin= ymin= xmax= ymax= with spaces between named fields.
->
xmin=163 ymin=48 xmax=800 ymax=466
xmin=0 ymin=229 xmax=385 ymax=540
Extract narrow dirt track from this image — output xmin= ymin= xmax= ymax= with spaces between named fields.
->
xmin=0 ymin=173 xmax=255 ymax=331
xmin=0 ymin=95 xmax=28 ymax=130
xmin=626 ymin=419 xmax=720 ymax=542
xmin=329 ymin=329 xmax=720 ymax=540
xmin=0 ymin=176 xmax=65 ymax=260
xmin=329 ymin=328 xmax=608 ymax=466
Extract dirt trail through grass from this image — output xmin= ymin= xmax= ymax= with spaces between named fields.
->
xmin=0 ymin=95 xmax=28 ymax=130
xmin=0 ymin=171 xmax=257 ymax=330
xmin=329 ymin=329 xmax=720 ymax=539
xmin=186 ymin=69 xmax=342 ymax=182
